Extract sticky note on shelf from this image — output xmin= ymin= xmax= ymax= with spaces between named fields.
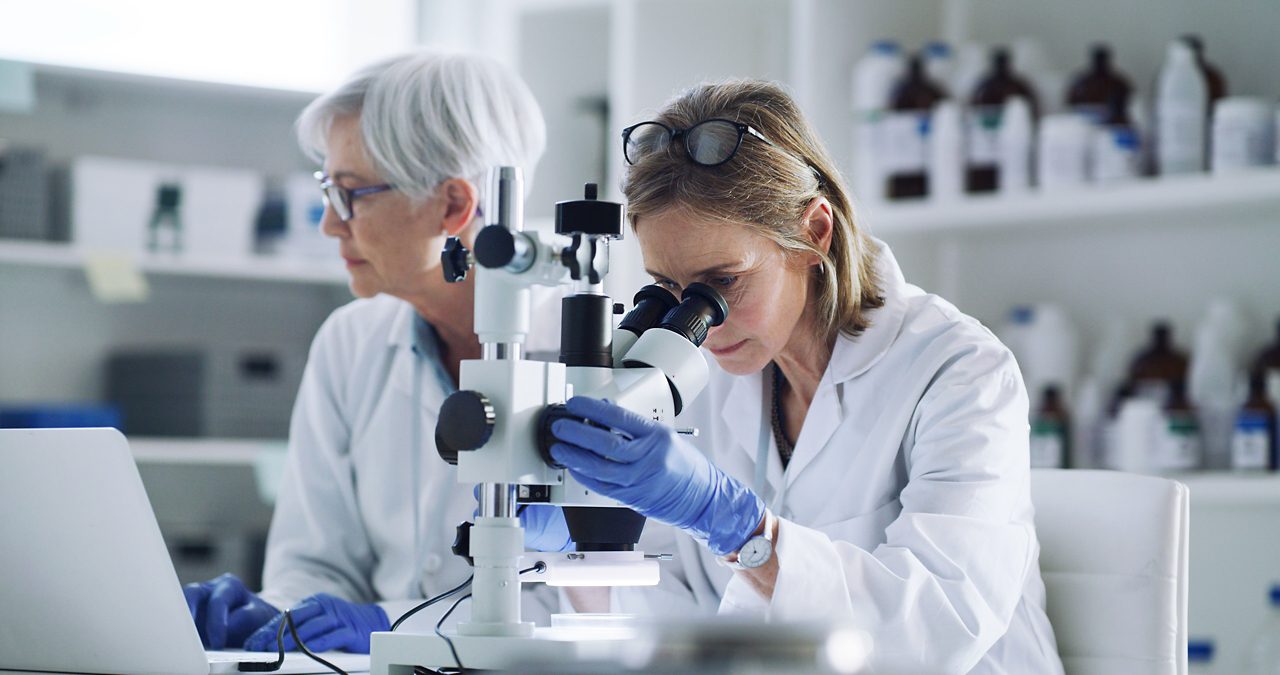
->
xmin=84 ymin=251 xmax=149 ymax=303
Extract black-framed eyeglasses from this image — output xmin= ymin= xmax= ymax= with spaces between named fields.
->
xmin=621 ymin=118 xmax=777 ymax=167
xmin=314 ymin=170 xmax=395 ymax=222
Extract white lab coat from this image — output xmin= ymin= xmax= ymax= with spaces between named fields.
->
xmin=618 ymin=241 xmax=1064 ymax=675
xmin=259 ymin=293 xmax=559 ymax=629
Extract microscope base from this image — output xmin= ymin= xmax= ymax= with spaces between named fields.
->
xmin=370 ymin=627 xmax=636 ymax=674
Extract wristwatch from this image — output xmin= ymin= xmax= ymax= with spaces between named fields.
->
xmin=720 ymin=509 xmax=776 ymax=571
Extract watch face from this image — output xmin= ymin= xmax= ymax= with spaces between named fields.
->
xmin=739 ymin=537 xmax=772 ymax=568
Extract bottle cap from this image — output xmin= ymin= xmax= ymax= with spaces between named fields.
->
xmin=1270 ymin=583 xmax=1280 ymax=606
xmin=1187 ymin=640 xmax=1214 ymax=663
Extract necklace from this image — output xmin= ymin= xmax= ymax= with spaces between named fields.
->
xmin=771 ymin=362 xmax=794 ymax=467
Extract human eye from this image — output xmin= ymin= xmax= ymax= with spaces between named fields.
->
xmin=653 ymin=278 xmax=681 ymax=292
xmin=708 ymin=275 xmax=738 ymax=289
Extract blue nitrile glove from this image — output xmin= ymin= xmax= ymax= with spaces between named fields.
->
xmin=519 ymin=504 xmax=573 ymax=552
xmin=473 ymin=484 xmax=573 ymax=552
xmin=243 ymin=593 xmax=390 ymax=654
xmin=549 ymin=396 xmax=765 ymax=557
xmin=183 ymin=573 xmax=279 ymax=649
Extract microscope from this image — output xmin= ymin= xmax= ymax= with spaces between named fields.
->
xmin=370 ymin=167 xmax=728 ymax=673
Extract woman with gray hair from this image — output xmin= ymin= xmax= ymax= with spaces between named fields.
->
xmin=180 ymin=49 xmax=557 ymax=654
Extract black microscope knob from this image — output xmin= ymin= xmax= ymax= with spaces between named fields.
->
xmin=441 ymin=237 xmax=471 ymax=282
xmin=475 ymin=225 xmax=517 ymax=269
xmin=435 ymin=390 xmax=495 ymax=465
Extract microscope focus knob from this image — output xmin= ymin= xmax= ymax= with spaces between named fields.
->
xmin=435 ymin=390 xmax=496 ymax=464
xmin=441 ymin=237 xmax=471 ymax=283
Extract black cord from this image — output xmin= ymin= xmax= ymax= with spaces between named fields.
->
xmin=402 ymin=562 xmax=547 ymax=675
xmin=435 ymin=592 xmax=471 ymax=673
xmin=391 ymin=574 xmax=474 ymax=631
xmin=237 ymin=614 xmax=288 ymax=672
xmin=286 ymin=610 xmax=348 ymax=675
xmin=238 ymin=609 xmax=346 ymax=675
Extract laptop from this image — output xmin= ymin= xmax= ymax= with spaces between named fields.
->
xmin=0 ymin=427 xmax=370 ymax=675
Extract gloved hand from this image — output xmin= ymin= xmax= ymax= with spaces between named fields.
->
xmin=472 ymin=485 xmax=573 ymax=552
xmin=549 ymin=396 xmax=765 ymax=557
xmin=243 ymin=593 xmax=390 ymax=654
xmin=183 ymin=573 xmax=279 ymax=649
xmin=519 ymin=504 xmax=573 ymax=552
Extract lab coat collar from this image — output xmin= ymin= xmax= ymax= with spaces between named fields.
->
xmin=387 ymin=298 xmax=416 ymax=349
xmin=823 ymin=237 xmax=910 ymax=386
xmin=720 ymin=238 xmax=910 ymax=493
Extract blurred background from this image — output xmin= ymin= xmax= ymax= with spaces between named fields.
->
xmin=2 ymin=0 xmax=1279 ymax=670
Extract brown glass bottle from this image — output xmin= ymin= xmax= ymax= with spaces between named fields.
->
xmin=1253 ymin=317 xmax=1280 ymax=409
xmin=1232 ymin=372 xmax=1278 ymax=471
xmin=885 ymin=54 xmax=948 ymax=200
xmin=1030 ymin=385 xmax=1071 ymax=468
xmin=966 ymin=48 xmax=1039 ymax=193
xmin=1129 ymin=322 xmax=1190 ymax=401
xmin=1181 ymin=34 xmax=1228 ymax=104
xmin=1066 ymin=44 xmax=1133 ymax=125
xmin=1159 ymin=379 xmax=1202 ymax=471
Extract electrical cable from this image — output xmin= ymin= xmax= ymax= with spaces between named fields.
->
xmin=391 ymin=574 xmax=474 ymax=632
xmin=435 ymin=592 xmax=471 ymax=673
xmin=238 ymin=609 xmax=346 ymax=674
xmin=406 ymin=562 xmax=547 ymax=675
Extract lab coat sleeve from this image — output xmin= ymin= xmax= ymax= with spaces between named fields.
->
xmin=731 ymin=348 xmax=1037 ymax=675
xmin=259 ymin=312 xmax=379 ymax=610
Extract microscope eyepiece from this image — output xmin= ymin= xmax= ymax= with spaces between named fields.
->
xmin=618 ymin=284 xmax=679 ymax=337
xmin=658 ymin=282 xmax=729 ymax=347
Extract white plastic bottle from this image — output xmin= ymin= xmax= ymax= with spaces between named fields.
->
xmin=998 ymin=96 xmax=1034 ymax=192
xmin=928 ymin=100 xmax=965 ymax=201
xmin=1037 ymin=114 xmax=1092 ymax=190
xmin=852 ymin=41 xmax=905 ymax=203
xmin=1189 ymin=299 xmax=1251 ymax=468
xmin=1239 ymin=584 xmax=1280 ymax=674
xmin=1156 ymin=40 xmax=1208 ymax=175
xmin=923 ymin=41 xmax=954 ymax=90
xmin=1212 ymin=97 xmax=1277 ymax=174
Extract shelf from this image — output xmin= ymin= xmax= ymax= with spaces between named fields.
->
xmin=129 ymin=437 xmax=286 ymax=465
xmin=0 ymin=239 xmax=347 ymax=285
xmin=865 ymin=168 xmax=1280 ymax=237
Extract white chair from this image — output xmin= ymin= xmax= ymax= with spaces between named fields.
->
xmin=1031 ymin=469 xmax=1190 ymax=675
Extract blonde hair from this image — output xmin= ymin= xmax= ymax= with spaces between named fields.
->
xmin=621 ymin=79 xmax=883 ymax=339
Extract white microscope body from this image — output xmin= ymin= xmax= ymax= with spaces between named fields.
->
xmin=370 ymin=167 xmax=728 ymax=673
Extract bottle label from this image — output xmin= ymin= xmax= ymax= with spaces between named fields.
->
xmin=1157 ymin=103 xmax=1205 ymax=173
xmin=1091 ymin=126 xmax=1141 ymax=182
xmin=1212 ymin=116 xmax=1273 ymax=170
xmin=881 ymin=111 xmax=930 ymax=174
xmin=1157 ymin=416 xmax=1202 ymax=470
xmin=1030 ymin=431 xmax=1065 ymax=469
xmin=1231 ymin=425 xmax=1271 ymax=470
xmin=966 ymin=106 xmax=1002 ymax=165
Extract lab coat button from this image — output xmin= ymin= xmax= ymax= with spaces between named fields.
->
xmin=424 ymin=553 xmax=443 ymax=573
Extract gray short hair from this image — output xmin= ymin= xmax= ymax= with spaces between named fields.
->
xmin=297 ymin=50 xmax=546 ymax=203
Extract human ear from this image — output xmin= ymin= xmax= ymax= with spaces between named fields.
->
xmin=801 ymin=197 xmax=834 ymax=263
xmin=439 ymin=178 xmax=480 ymax=236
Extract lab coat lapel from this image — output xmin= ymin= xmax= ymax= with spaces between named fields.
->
xmin=387 ymin=303 xmax=446 ymax=413
xmin=719 ymin=370 xmax=784 ymax=503
xmin=783 ymin=238 xmax=910 ymax=487
xmin=782 ymin=375 xmax=842 ymax=488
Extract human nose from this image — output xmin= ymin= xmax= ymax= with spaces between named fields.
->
xmin=319 ymin=204 xmax=349 ymax=239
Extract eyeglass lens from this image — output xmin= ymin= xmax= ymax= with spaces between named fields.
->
xmin=685 ymin=120 xmax=743 ymax=166
xmin=625 ymin=120 xmax=746 ymax=167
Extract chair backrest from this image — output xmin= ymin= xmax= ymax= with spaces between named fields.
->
xmin=1031 ymin=469 xmax=1189 ymax=675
